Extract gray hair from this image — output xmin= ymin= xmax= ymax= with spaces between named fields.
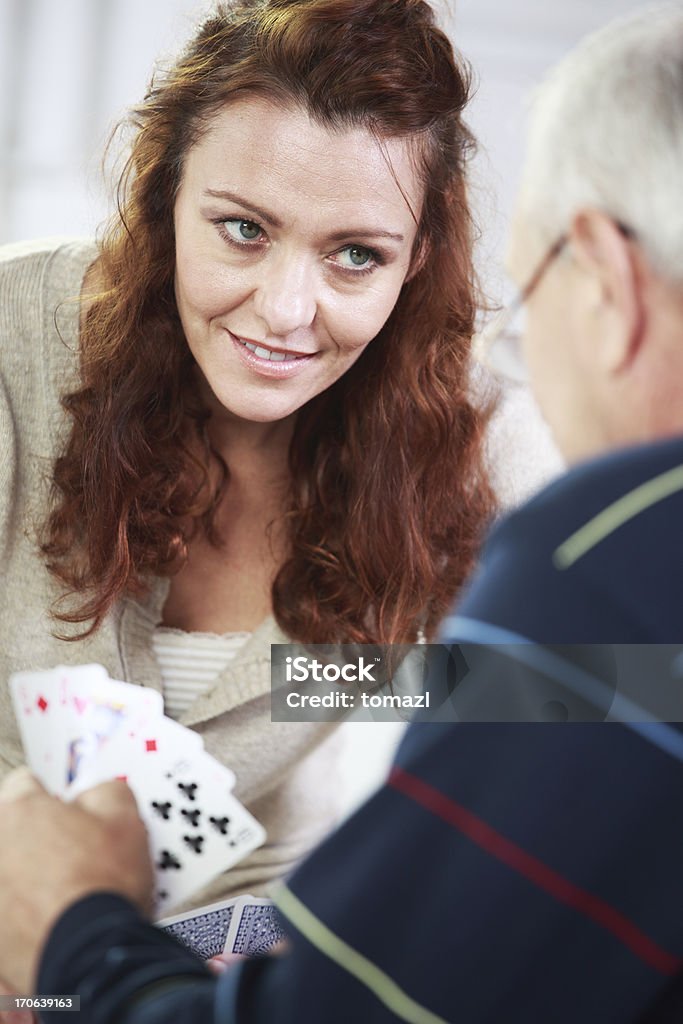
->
xmin=517 ymin=3 xmax=683 ymax=280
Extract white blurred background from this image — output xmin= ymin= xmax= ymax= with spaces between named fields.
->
xmin=0 ymin=0 xmax=658 ymax=811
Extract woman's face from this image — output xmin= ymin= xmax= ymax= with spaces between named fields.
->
xmin=173 ymin=95 xmax=423 ymax=426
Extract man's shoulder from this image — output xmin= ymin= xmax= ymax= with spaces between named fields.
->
xmin=499 ymin=436 xmax=683 ymax=555
xmin=452 ymin=437 xmax=683 ymax=642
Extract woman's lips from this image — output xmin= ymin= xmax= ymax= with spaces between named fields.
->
xmin=228 ymin=330 xmax=317 ymax=378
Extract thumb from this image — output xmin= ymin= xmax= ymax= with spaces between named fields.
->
xmin=75 ymin=778 xmax=141 ymax=822
xmin=0 ymin=767 xmax=45 ymax=803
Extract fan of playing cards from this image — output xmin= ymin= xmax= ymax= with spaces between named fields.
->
xmin=10 ymin=663 xmax=266 ymax=917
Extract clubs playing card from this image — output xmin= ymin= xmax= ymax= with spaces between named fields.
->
xmin=133 ymin=750 xmax=265 ymax=916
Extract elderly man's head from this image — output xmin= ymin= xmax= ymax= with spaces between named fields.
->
xmin=509 ymin=3 xmax=683 ymax=463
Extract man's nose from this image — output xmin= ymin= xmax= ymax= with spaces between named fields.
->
xmin=253 ymin=249 xmax=317 ymax=338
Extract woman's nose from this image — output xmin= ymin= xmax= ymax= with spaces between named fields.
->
xmin=253 ymin=250 xmax=317 ymax=337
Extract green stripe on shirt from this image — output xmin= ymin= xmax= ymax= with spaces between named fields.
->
xmin=272 ymin=883 xmax=450 ymax=1024
xmin=553 ymin=462 xmax=683 ymax=569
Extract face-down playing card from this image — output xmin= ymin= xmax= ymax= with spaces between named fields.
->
xmin=159 ymin=895 xmax=285 ymax=960
xmin=225 ymin=896 xmax=286 ymax=956
xmin=158 ymin=896 xmax=240 ymax=960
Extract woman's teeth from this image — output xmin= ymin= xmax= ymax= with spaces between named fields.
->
xmin=240 ymin=339 xmax=304 ymax=361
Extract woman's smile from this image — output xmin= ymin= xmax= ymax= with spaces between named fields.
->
xmin=228 ymin=329 xmax=318 ymax=379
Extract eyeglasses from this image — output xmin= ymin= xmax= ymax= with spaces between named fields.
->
xmin=474 ymin=235 xmax=568 ymax=385
xmin=474 ymin=221 xmax=636 ymax=385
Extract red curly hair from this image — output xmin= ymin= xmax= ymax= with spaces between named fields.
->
xmin=43 ymin=0 xmax=496 ymax=643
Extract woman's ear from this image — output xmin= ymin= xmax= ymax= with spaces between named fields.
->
xmin=568 ymin=209 xmax=646 ymax=373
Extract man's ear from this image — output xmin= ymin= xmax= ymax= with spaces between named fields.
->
xmin=568 ymin=208 xmax=646 ymax=372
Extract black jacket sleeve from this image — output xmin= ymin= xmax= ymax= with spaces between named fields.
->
xmin=36 ymin=893 xmax=218 ymax=1024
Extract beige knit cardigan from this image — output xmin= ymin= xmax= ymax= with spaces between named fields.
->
xmin=0 ymin=238 xmax=345 ymax=908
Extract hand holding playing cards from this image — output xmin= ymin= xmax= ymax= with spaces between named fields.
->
xmin=10 ymin=665 xmax=266 ymax=918
xmin=0 ymin=767 xmax=154 ymax=995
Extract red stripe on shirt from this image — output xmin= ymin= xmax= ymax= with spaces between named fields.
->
xmin=389 ymin=765 xmax=681 ymax=976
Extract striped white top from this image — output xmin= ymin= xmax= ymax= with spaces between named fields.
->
xmin=153 ymin=626 xmax=252 ymax=719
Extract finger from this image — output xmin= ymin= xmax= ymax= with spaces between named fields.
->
xmin=75 ymin=778 xmax=141 ymax=821
xmin=207 ymin=953 xmax=246 ymax=974
xmin=0 ymin=767 xmax=43 ymax=803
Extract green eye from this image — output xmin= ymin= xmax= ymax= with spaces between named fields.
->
xmin=238 ymin=220 xmax=261 ymax=240
xmin=221 ymin=218 xmax=264 ymax=244
xmin=331 ymin=244 xmax=379 ymax=274
xmin=348 ymin=246 xmax=371 ymax=266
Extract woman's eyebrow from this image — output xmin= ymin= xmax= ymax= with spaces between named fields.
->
xmin=325 ymin=228 xmax=405 ymax=244
xmin=203 ymin=188 xmax=405 ymax=244
xmin=203 ymin=188 xmax=282 ymax=227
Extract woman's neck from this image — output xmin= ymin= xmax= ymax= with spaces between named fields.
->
xmin=198 ymin=369 xmax=296 ymax=487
